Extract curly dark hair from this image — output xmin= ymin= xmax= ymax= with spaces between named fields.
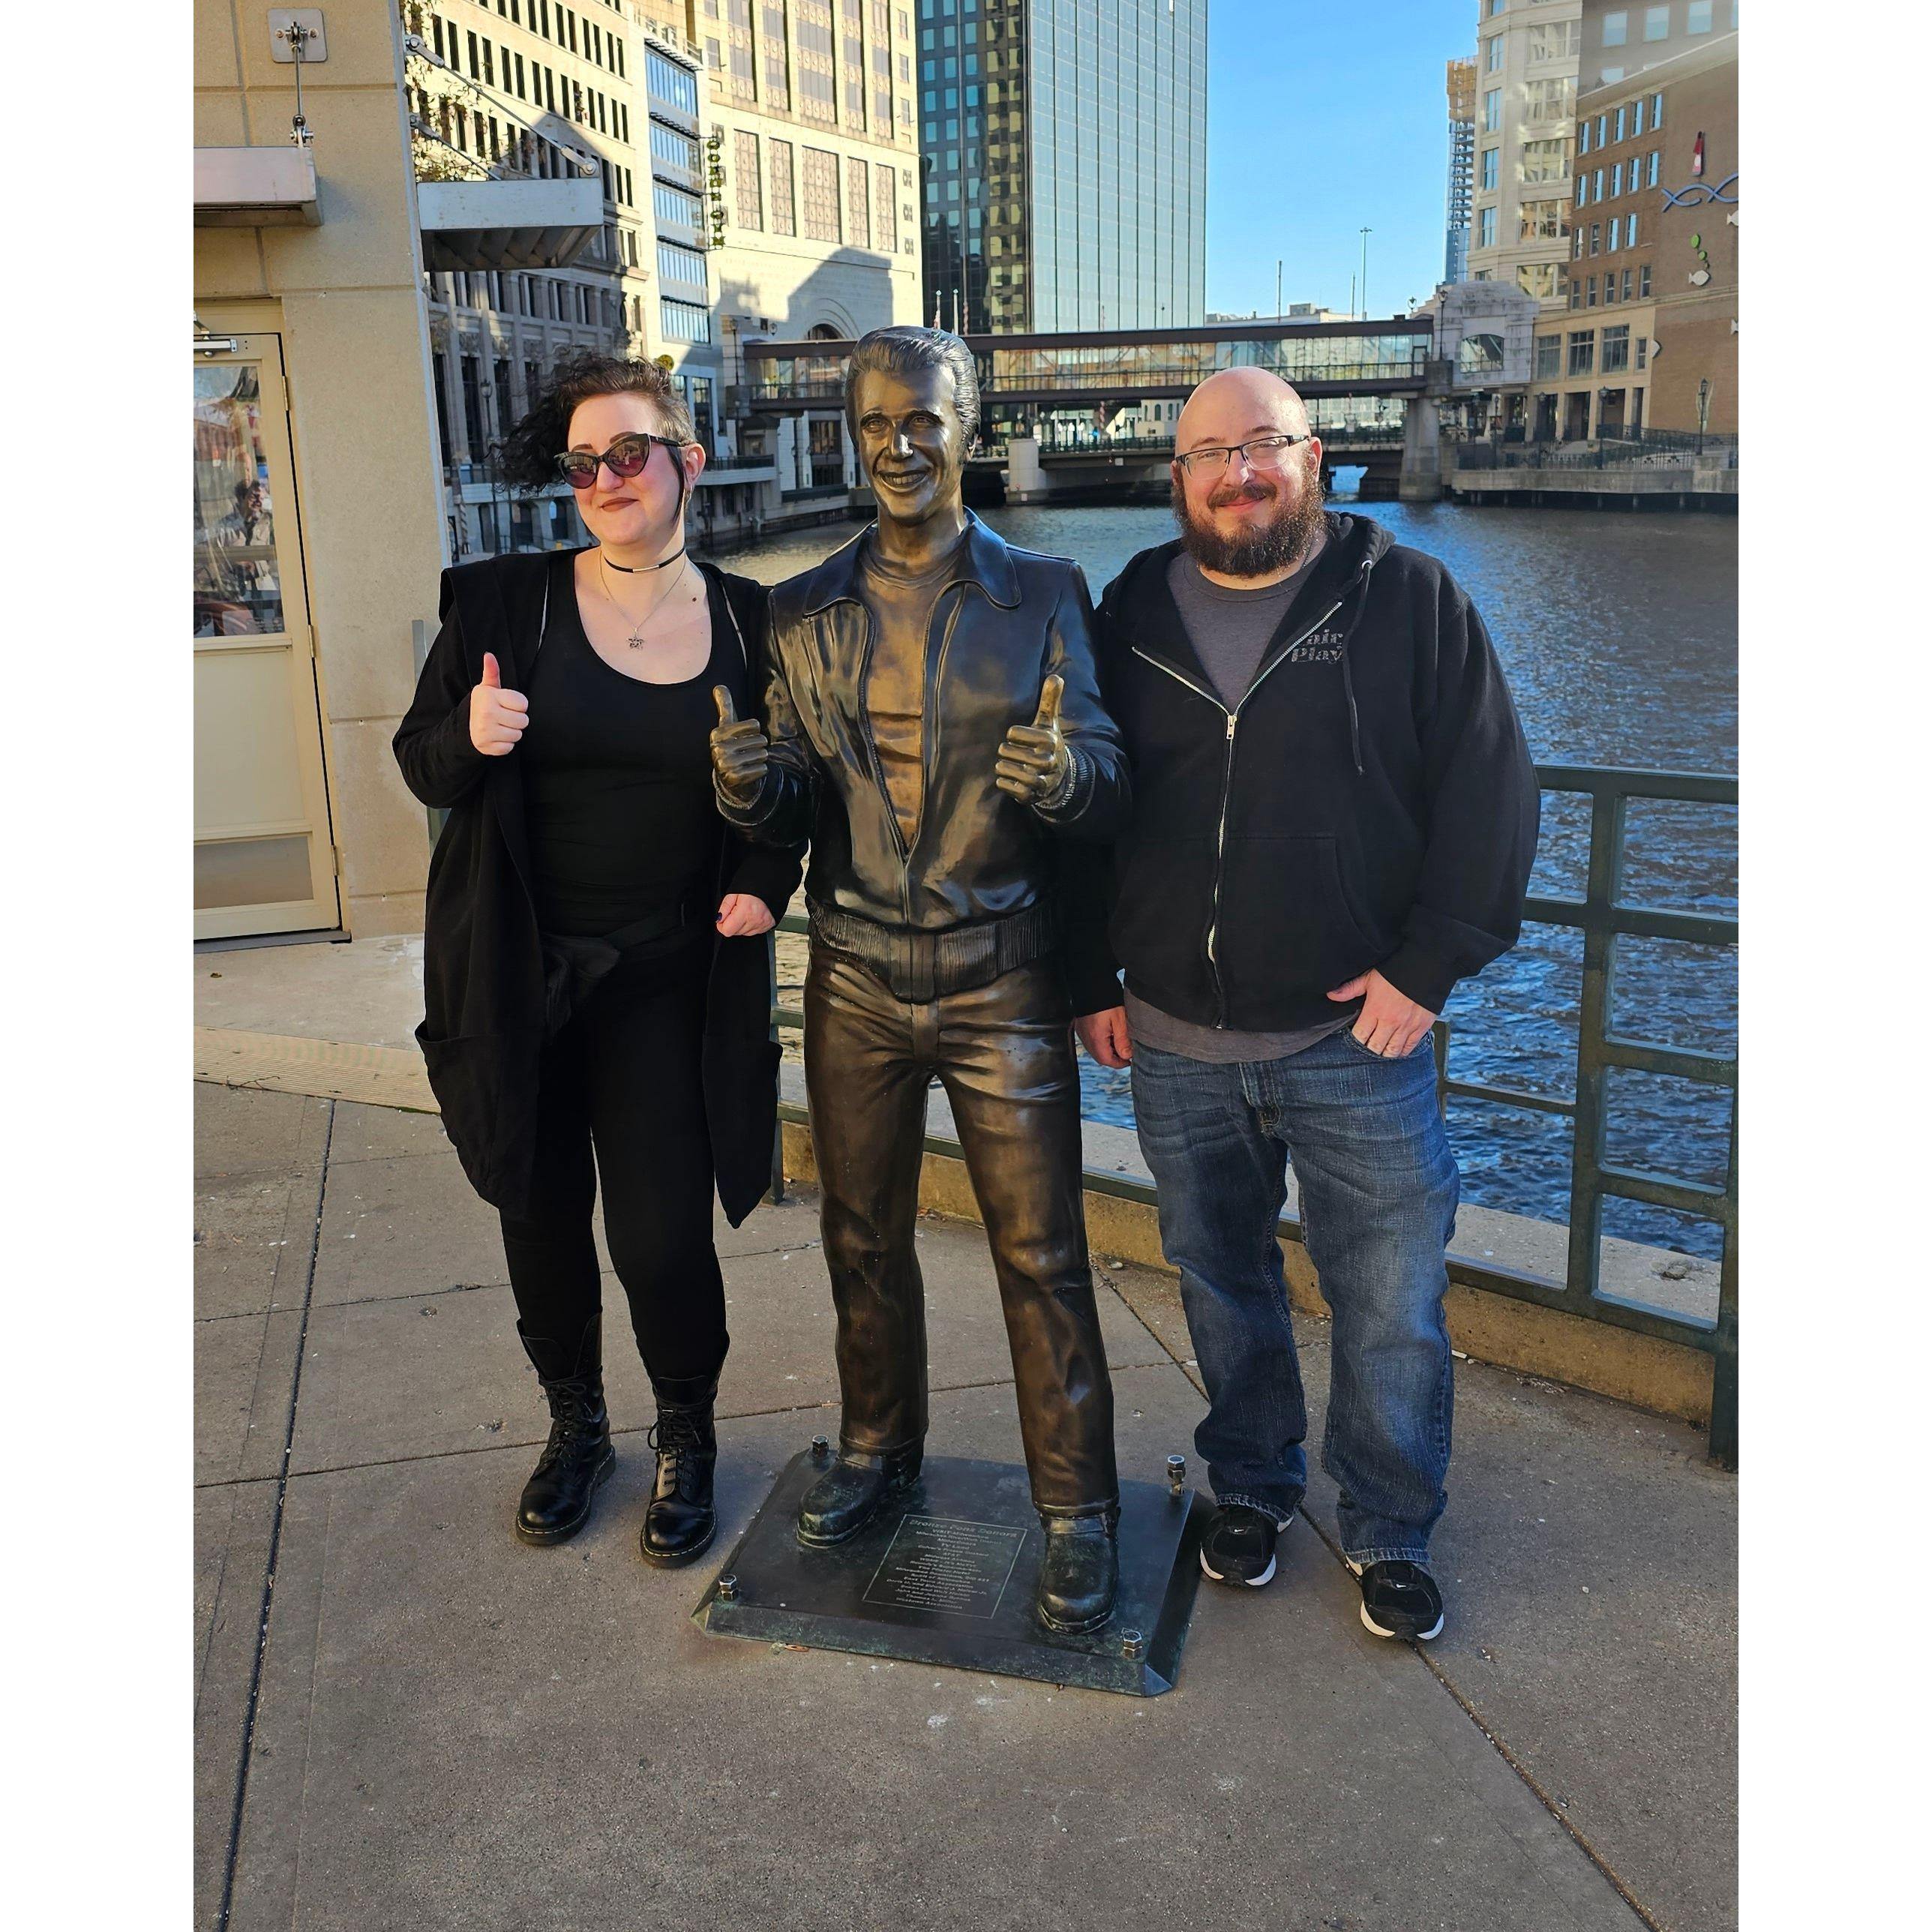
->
xmin=495 ymin=349 xmax=698 ymax=494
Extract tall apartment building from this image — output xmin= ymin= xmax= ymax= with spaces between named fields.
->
xmin=1554 ymin=6 xmax=1736 ymax=438
xmin=1463 ymin=0 xmax=1581 ymax=435
xmin=1445 ymin=56 xmax=1477 ymax=283
xmin=406 ymin=1 xmax=718 ymax=554
xmin=916 ymin=0 xmax=1208 ymax=335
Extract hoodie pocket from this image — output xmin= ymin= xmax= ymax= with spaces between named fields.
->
xmin=1216 ymin=834 xmax=1382 ymax=1000
xmin=1108 ymin=836 xmax=1216 ymax=984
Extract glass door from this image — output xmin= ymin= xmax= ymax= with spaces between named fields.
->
xmin=194 ymin=337 xmax=339 ymax=939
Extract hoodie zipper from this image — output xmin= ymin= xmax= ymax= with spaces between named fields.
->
xmin=1129 ymin=584 xmax=1356 ymax=1028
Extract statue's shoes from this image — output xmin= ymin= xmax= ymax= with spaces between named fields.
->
xmin=795 ymin=1445 xmax=923 ymax=1546
xmin=1035 ymin=1508 xmax=1120 ymax=1634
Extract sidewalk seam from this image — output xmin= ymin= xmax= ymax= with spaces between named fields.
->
xmin=215 ymin=1100 xmax=334 ymax=1932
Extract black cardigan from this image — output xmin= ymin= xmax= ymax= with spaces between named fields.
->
xmin=392 ymin=550 xmax=802 ymax=1225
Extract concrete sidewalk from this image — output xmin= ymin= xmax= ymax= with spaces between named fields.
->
xmin=195 ymin=1079 xmax=1736 ymax=1932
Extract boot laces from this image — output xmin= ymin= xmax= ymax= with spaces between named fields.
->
xmin=648 ymin=1408 xmax=706 ymax=1456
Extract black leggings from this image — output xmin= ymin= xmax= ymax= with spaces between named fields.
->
xmin=500 ymin=943 xmax=728 ymax=1385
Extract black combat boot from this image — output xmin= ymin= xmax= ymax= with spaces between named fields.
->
xmin=640 ymin=1372 xmax=719 ymax=1567
xmin=796 ymin=1443 xmax=923 ymax=1547
xmin=1035 ymin=1505 xmax=1120 ymax=1634
xmin=514 ymin=1318 xmax=615 ymax=1546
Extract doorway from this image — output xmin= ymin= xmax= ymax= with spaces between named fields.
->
xmin=194 ymin=335 xmax=339 ymax=939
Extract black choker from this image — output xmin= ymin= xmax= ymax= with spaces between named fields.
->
xmin=600 ymin=547 xmax=687 ymax=573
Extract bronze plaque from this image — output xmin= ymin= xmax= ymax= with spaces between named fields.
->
xmin=862 ymin=1514 xmax=1025 ymax=1619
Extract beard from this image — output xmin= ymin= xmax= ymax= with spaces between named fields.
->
xmin=1172 ymin=452 xmax=1327 ymax=578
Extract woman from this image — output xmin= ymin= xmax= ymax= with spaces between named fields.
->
xmin=394 ymin=352 xmax=800 ymax=1564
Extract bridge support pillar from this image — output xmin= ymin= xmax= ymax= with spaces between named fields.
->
xmin=1005 ymin=434 xmax=1047 ymax=503
xmin=1399 ymin=395 xmax=1444 ymax=503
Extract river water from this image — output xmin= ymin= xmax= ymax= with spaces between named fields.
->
xmin=724 ymin=500 xmax=1738 ymax=1258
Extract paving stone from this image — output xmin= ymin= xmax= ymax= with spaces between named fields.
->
xmin=310 ymin=1150 xmax=509 ymax=1307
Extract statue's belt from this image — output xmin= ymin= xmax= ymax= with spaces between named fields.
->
xmin=807 ymin=898 xmax=1057 ymax=1004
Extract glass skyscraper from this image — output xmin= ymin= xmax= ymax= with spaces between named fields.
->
xmin=916 ymin=0 xmax=1207 ymax=334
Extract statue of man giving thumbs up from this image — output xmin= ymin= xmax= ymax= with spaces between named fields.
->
xmin=711 ymin=326 xmax=1132 ymax=1633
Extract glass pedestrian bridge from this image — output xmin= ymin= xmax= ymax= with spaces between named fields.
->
xmin=742 ymin=319 xmax=1438 ymax=411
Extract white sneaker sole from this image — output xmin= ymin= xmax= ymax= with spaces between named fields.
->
xmin=1345 ymin=1556 xmax=1444 ymax=1641
xmin=1200 ymin=1547 xmax=1276 ymax=1588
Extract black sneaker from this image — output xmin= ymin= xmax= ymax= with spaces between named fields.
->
xmin=1347 ymin=1558 xmax=1444 ymax=1641
xmin=1198 ymin=1503 xmax=1293 ymax=1588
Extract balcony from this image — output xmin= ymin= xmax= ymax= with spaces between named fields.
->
xmin=415 ymin=175 xmax=604 ymax=273
xmin=194 ymin=146 xmax=320 ymax=227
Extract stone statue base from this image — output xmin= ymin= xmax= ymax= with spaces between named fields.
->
xmin=692 ymin=1444 xmax=1210 ymax=1698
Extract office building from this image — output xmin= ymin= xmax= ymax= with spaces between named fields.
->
xmin=1580 ymin=0 xmax=1738 ymax=88
xmin=916 ymin=0 xmax=1208 ymax=335
xmin=1445 ymin=56 xmax=1476 ymax=283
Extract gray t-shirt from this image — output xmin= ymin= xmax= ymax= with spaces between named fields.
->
xmin=1125 ymin=535 xmax=1354 ymax=1066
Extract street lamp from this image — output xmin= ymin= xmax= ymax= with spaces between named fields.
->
xmin=1696 ymin=376 xmax=1712 ymax=455
xmin=1359 ymin=227 xmax=1372 ymax=318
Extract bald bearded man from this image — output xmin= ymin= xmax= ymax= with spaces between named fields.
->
xmin=1061 ymin=368 xmax=1540 ymax=1642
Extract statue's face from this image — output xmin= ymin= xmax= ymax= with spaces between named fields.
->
xmin=852 ymin=363 xmax=967 ymax=530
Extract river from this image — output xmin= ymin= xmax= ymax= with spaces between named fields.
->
xmin=722 ymin=500 xmax=1738 ymax=1258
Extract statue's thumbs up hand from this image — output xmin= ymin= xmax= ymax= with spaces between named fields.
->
xmin=996 ymin=672 xmax=1073 ymax=805
xmin=709 ymin=682 xmax=770 ymax=804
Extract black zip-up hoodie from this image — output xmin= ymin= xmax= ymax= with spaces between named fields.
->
xmin=1059 ymin=511 xmax=1540 ymax=1030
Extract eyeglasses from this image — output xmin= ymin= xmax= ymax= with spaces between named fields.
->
xmin=1174 ymin=431 xmax=1315 ymax=479
xmin=556 ymin=432 xmax=686 ymax=490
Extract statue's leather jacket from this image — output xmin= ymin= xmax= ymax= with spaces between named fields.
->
xmin=722 ymin=514 xmax=1130 ymax=995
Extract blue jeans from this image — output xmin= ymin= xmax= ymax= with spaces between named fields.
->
xmin=1130 ymin=1030 xmax=1460 ymax=1565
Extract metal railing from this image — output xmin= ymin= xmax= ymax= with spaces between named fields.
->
xmin=764 ymin=762 xmax=1737 ymax=1465
xmin=1458 ymin=428 xmax=1739 ymax=471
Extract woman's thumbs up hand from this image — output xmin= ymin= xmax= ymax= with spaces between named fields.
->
xmin=469 ymin=651 xmax=530 ymax=755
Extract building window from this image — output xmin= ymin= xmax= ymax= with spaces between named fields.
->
xmin=1576 ymin=174 xmax=1588 ymax=207
xmin=1579 ymin=120 xmax=1592 ymax=156
xmin=1687 ymin=0 xmax=1712 ymax=29
xmin=1602 ymin=325 xmax=1630 ymax=372
xmin=1520 ymin=199 xmax=1568 ymax=243
xmin=1589 ymin=221 xmax=1601 ymax=256
xmin=1633 ymin=96 xmax=1647 ymax=135
xmin=1534 ymin=333 xmax=1561 ymax=380
xmin=770 ymin=139 xmax=796 ymax=236
xmin=1526 ymin=20 xmax=1580 ymax=63
xmin=1603 ymin=8 xmax=1628 ymax=44
xmin=657 ymin=241 xmax=708 ymax=290
xmin=1615 ymin=106 xmax=1627 ymax=143
xmin=1606 ymin=218 xmax=1619 ymax=254
xmin=1640 ymin=264 xmax=1652 ymax=296
xmin=1478 ymin=206 xmax=1497 ymax=248
xmin=734 ymin=130 xmax=762 ymax=230
xmin=1636 ymin=334 xmax=1648 ymax=369
xmin=846 ymin=154 xmax=871 ymax=249
xmin=1485 ymin=33 xmax=1504 ymax=71
xmin=1626 ymin=214 xmax=1640 ymax=248
xmin=1518 ymin=262 xmax=1562 ymax=302
xmin=1522 ymin=137 xmax=1570 ymax=183
xmin=1480 ymin=148 xmax=1499 ymax=190
xmin=801 ymin=146 xmax=841 ymax=242
xmin=1603 ymin=272 xmax=1618 ymax=304
xmin=1647 ymin=149 xmax=1660 ymax=186
xmin=1651 ymin=91 xmax=1665 ymax=127
xmin=1610 ymin=161 xmax=1622 ymax=196
xmin=1644 ymin=5 xmax=1670 ymax=38
xmin=1484 ymin=88 xmax=1502 ymax=132
xmin=1524 ymin=77 xmax=1575 ymax=125
xmin=660 ymin=298 xmax=712 ymax=344
xmin=1586 ymin=275 xmax=1598 ymax=306
xmin=874 ymin=160 xmax=898 ymax=253
xmin=1574 ymin=228 xmax=1586 ymax=260
xmin=1569 ymin=279 xmax=1582 ymax=310
xmin=656 ymin=182 xmax=702 ymax=232
xmin=1568 ymin=332 xmax=1595 ymax=376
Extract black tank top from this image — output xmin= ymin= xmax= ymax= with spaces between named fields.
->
xmin=518 ymin=550 xmax=734 ymax=939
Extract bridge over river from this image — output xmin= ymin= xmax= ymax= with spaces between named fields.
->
xmin=738 ymin=293 xmax=1538 ymax=503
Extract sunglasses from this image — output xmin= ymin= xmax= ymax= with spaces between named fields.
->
xmin=555 ymin=432 xmax=687 ymax=490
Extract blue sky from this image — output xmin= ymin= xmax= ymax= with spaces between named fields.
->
xmin=1204 ymin=0 xmax=1474 ymax=317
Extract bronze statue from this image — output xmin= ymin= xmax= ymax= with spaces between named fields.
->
xmin=710 ymin=326 xmax=1130 ymax=1632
